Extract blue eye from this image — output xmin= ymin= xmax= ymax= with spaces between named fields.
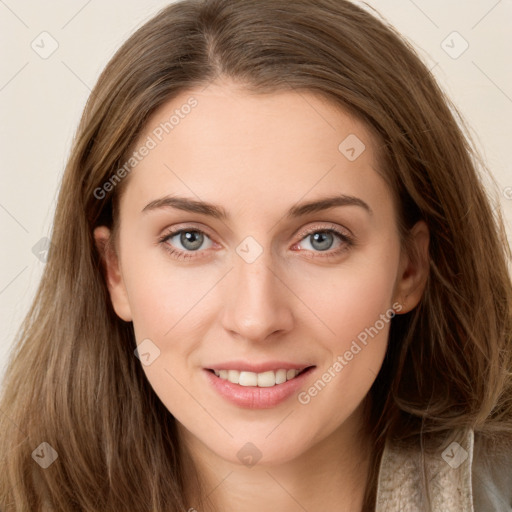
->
xmin=292 ymin=225 xmax=354 ymax=259
xmin=160 ymin=229 xmax=214 ymax=260
xmin=302 ymin=231 xmax=341 ymax=251
xmin=159 ymin=224 xmax=354 ymax=261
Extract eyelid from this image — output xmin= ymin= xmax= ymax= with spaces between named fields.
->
xmin=158 ymin=221 xmax=355 ymax=259
xmin=159 ymin=222 xmax=352 ymax=244
xmin=159 ymin=222 xmax=217 ymax=241
xmin=295 ymin=222 xmax=353 ymax=241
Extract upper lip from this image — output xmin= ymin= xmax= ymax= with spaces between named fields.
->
xmin=206 ymin=361 xmax=315 ymax=373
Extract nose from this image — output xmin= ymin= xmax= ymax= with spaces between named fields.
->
xmin=220 ymin=251 xmax=295 ymax=343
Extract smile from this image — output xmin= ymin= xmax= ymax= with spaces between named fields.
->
xmin=209 ymin=368 xmax=310 ymax=387
xmin=204 ymin=365 xmax=316 ymax=409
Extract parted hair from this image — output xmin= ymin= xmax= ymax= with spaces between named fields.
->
xmin=1 ymin=0 xmax=511 ymax=510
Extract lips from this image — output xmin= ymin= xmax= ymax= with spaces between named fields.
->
xmin=204 ymin=362 xmax=316 ymax=408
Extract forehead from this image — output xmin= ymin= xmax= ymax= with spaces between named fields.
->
xmin=118 ymin=82 xmax=390 ymax=222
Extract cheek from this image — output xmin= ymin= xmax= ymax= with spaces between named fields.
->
xmin=290 ymin=241 xmax=399 ymax=419
xmin=293 ymin=237 xmax=400 ymax=351
xmin=120 ymin=250 xmax=214 ymax=418
xmin=119 ymin=234 xmax=211 ymax=341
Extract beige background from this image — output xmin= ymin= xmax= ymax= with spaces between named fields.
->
xmin=1 ymin=0 xmax=511 ymax=382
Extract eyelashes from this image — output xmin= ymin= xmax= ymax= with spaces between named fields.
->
xmin=159 ymin=228 xmax=215 ymax=261
xmin=158 ymin=223 xmax=355 ymax=262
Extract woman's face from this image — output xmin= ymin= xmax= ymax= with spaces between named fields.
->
xmin=95 ymin=81 xmax=428 ymax=467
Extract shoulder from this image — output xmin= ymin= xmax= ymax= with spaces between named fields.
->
xmin=376 ymin=428 xmax=512 ymax=511
xmin=376 ymin=428 xmax=473 ymax=511
xmin=471 ymin=432 xmax=512 ymax=511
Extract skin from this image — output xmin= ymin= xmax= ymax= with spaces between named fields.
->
xmin=95 ymin=80 xmax=429 ymax=511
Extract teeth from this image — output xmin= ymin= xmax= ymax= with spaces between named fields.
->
xmin=227 ymin=370 xmax=239 ymax=384
xmin=213 ymin=368 xmax=305 ymax=387
xmin=275 ymin=369 xmax=287 ymax=384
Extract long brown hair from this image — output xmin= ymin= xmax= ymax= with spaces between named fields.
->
xmin=1 ymin=0 xmax=511 ymax=510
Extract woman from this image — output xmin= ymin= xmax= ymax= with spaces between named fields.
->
xmin=1 ymin=0 xmax=511 ymax=510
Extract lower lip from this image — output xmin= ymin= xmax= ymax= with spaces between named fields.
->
xmin=203 ymin=367 xmax=315 ymax=409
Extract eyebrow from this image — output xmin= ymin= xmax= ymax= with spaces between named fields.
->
xmin=141 ymin=194 xmax=372 ymax=219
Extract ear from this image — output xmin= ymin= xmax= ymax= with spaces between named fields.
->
xmin=94 ymin=226 xmax=133 ymax=322
xmin=392 ymin=220 xmax=430 ymax=314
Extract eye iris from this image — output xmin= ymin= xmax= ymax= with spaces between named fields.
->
xmin=180 ymin=231 xmax=203 ymax=251
xmin=311 ymin=231 xmax=333 ymax=251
